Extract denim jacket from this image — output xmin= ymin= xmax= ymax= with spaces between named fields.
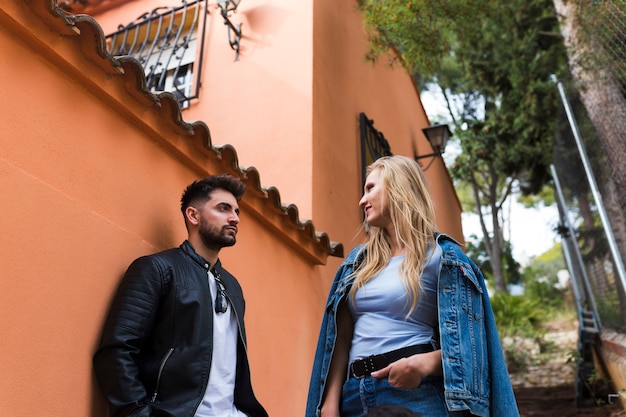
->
xmin=305 ymin=234 xmax=519 ymax=417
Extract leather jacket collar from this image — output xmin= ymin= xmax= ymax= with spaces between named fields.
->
xmin=180 ymin=240 xmax=223 ymax=274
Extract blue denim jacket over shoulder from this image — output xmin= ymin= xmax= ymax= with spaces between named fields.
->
xmin=305 ymin=234 xmax=519 ymax=417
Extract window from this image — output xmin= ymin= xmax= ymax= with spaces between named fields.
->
xmin=150 ymin=64 xmax=194 ymax=108
xmin=105 ymin=0 xmax=207 ymax=108
xmin=359 ymin=112 xmax=393 ymax=186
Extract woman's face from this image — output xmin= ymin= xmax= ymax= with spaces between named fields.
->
xmin=359 ymin=168 xmax=391 ymax=230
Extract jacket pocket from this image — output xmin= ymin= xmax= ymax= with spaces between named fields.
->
xmin=458 ymin=264 xmax=483 ymax=294
xmin=150 ymin=347 xmax=174 ymax=402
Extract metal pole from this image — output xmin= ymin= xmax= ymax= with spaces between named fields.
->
xmin=551 ymin=165 xmax=601 ymax=328
xmin=557 ymin=81 xmax=626 ymax=295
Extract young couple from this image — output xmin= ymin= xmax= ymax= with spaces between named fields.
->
xmin=93 ymin=156 xmax=518 ymax=417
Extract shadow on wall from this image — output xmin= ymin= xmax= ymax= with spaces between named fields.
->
xmin=239 ymin=3 xmax=291 ymax=51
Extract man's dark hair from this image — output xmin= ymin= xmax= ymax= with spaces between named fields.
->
xmin=362 ymin=405 xmax=421 ymax=417
xmin=180 ymin=174 xmax=246 ymax=215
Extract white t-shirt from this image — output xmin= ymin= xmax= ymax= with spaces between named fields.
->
xmin=348 ymin=245 xmax=442 ymax=364
xmin=194 ymin=271 xmax=247 ymax=417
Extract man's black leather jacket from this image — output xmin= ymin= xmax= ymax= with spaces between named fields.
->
xmin=93 ymin=240 xmax=268 ymax=417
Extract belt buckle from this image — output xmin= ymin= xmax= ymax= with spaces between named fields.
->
xmin=351 ymin=354 xmax=385 ymax=379
xmin=350 ymin=358 xmax=366 ymax=379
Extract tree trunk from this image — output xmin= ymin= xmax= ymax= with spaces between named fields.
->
xmin=554 ymin=0 xmax=626 ymax=257
xmin=598 ymin=171 xmax=626 ymax=281
xmin=577 ymin=192 xmax=610 ymax=292
xmin=490 ymin=201 xmax=506 ymax=293
xmin=470 ymin=171 xmax=508 ymax=293
xmin=554 ymin=0 xmax=626 ymax=325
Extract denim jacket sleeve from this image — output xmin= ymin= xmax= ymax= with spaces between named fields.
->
xmin=305 ymin=245 xmax=364 ymax=417
xmin=437 ymin=235 xmax=519 ymax=417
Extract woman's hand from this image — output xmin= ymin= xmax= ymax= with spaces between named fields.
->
xmin=370 ymin=349 xmax=442 ymax=388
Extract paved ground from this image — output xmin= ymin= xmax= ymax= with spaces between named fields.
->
xmin=510 ymin=327 xmax=626 ymax=416
xmin=515 ymin=385 xmax=624 ymax=416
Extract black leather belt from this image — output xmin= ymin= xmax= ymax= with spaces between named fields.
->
xmin=349 ymin=343 xmax=436 ymax=379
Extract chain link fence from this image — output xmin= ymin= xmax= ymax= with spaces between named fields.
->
xmin=582 ymin=0 xmax=626 ymax=99
xmin=552 ymin=80 xmax=626 ymax=333
xmin=550 ymin=0 xmax=626 ymax=334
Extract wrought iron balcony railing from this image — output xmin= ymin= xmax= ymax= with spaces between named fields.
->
xmin=105 ymin=0 xmax=208 ymax=108
xmin=360 ymin=112 xmax=393 ymax=185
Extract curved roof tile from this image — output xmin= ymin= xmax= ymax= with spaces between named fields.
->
xmin=38 ymin=0 xmax=344 ymax=260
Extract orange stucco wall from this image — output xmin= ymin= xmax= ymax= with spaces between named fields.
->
xmin=311 ymin=0 xmax=464 ymax=254
xmin=91 ymin=0 xmax=463 ymax=248
xmin=94 ymin=0 xmax=317 ymax=218
xmin=1 ymin=2 xmax=326 ymax=416
xmin=0 ymin=1 xmax=463 ymax=416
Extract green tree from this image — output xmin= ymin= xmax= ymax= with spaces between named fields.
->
xmin=465 ymin=234 xmax=522 ymax=288
xmin=358 ymin=0 xmax=567 ymax=292
xmin=522 ymin=243 xmax=568 ymax=309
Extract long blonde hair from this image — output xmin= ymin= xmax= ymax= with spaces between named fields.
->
xmin=350 ymin=155 xmax=437 ymax=314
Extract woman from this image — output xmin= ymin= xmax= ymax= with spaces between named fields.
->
xmin=305 ymin=156 xmax=518 ymax=417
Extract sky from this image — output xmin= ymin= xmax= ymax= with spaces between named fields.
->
xmin=421 ymin=89 xmax=561 ymax=265
xmin=461 ymin=197 xmax=561 ymax=265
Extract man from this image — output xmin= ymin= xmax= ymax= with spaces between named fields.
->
xmin=93 ymin=174 xmax=268 ymax=417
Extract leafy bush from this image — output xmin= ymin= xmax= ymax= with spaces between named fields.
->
xmin=522 ymin=272 xmax=567 ymax=310
xmin=491 ymin=292 xmax=547 ymax=338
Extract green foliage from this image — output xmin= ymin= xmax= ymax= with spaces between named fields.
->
xmin=517 ymin=186 xmax=556 ymax=208
xmin=465 ymin=235 xmax=522 ymax=286
xmin=533 ymin=242 xmax=566 ymax=270
xmin=596 ymin=291 xmax=623 ymax=330
xmin=521 ymin=272 xmax=565 ymax=309
xmin=449 ymin=178 xmax=477 ymax=212
xmin=446 ymin=0 xmax=567 ymax=195
xmin=464 ymin=235 xmax=491 ymax=275
xmin=358 ymin=0 xmax=569 ymax=292
xmin=520 ymin=242 xmax=567 ymax=309
xmin=490 ymin=244 xmax=575 ymax=371
xmin=491 ymin=292 xmax=546 ymax=338
xmin=357 ymin=0 xmax=489 ymax=79
xmin=491 ymin=242 xmax=573 ymax=337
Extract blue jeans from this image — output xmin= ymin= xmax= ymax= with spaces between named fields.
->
xmin=341 ymin=375 xmax=460 ymax=417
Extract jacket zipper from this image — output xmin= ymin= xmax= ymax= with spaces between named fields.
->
xmin=151 ymin=347 xmax=174 ymax=402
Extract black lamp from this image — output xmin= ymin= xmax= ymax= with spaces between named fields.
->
xmin=217 ymin=0 xmax=242 ymax=61
xmin=415 ymin=124 xmax=452 ymax=160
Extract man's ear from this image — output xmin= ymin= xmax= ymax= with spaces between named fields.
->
xmin=185 ymin=206 xmax=200 ymax=226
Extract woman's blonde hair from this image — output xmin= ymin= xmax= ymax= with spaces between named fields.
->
xmin=350 ymin=155 xmax=437 ymax=314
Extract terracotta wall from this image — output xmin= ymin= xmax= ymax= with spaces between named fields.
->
xmin=311 ymin=0 xmax=464 ymax=253
xmin=0 ymin=2 xmax=333 ymax=416
xmin=92 ymin=0 xmax=464 ymax=346
xmin=94 ymin=0 xmax=317 ymax=218
xmin=0 ymin=1 xmax=463 ymax=416
xmin=92 ymin=0 xmax=464 ymax=250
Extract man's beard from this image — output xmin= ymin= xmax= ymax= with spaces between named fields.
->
xmin=198 ymin=218 xmax=237 ymax=251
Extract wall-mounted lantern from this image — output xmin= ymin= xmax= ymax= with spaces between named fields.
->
xmin=415 ymin=124 xmax=452 ymax=169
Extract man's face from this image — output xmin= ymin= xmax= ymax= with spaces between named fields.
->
xmin=196 ymin=189 xmax=240 ymax=251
